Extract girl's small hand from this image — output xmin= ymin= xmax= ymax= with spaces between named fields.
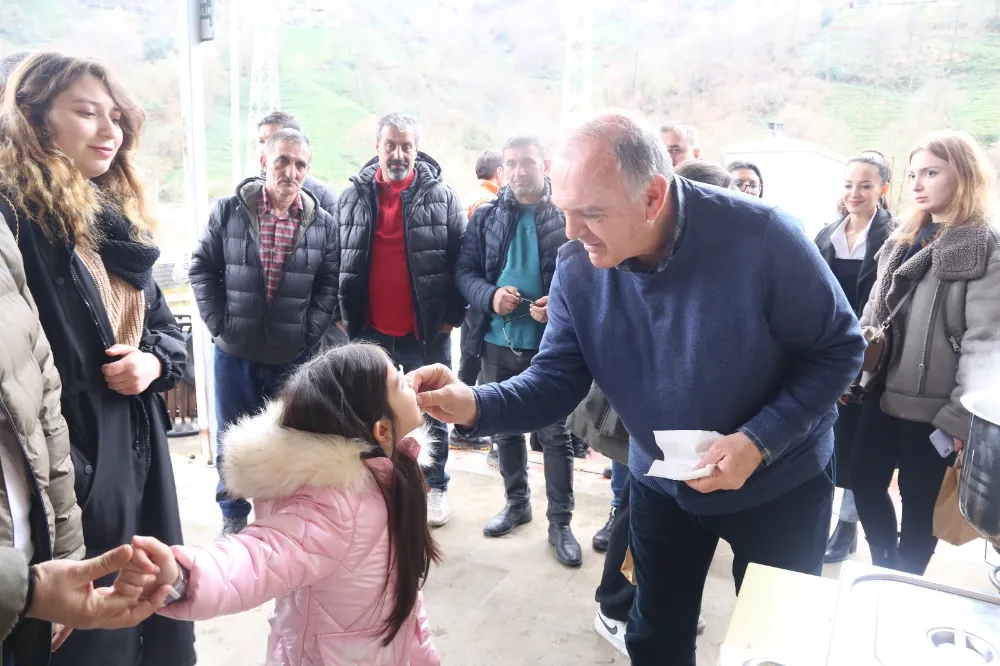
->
xmin=115 ymin=536 xmax=177 ymax=601
xmin=954 ymin=437 xmax=964 ymax=453
xmin=132 ymin=536 xmax=179 ymax=593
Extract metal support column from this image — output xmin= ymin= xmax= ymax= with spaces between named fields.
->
xmin=178 ymin=0 xmax=216 ymax=465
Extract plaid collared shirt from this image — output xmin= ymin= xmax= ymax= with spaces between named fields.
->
xmin=257 ymin=187 xmax=303 ymax=304
xmin=616 ymin=179 xmax=687 ymax=273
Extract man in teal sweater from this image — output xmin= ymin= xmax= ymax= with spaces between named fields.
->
xmin=454 ymin=135 xmax=580 ymax=567
xmin=415 ymin=112 xmax=865 ymax=664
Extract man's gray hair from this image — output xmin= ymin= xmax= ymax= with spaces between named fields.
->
xmin=376 ymin=112 xmax=419 ymax=145
xmin=572 ymin=112 xmax=673 ymax=201
xmin=265 ymin=128 xmax=311 ymax=156
xmin=659 ymin=122 xmax=699 ymax=149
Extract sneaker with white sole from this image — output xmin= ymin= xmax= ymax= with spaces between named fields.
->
xmin=594 ymin=608 xmax=627 ymax=657
xmin=427 ymin=489 xmax=450 ymax=527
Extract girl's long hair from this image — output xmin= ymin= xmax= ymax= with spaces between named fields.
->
xmin=0 ymin=51 xmax=156 ymax=245
xmin=276 ymin=343 xmax=441 ymax=645
xmin=893 ymin=130 xmax=995 ymax=245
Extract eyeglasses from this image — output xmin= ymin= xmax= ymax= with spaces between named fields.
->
xmin=735 ymin=180 xmax=761 ymax=194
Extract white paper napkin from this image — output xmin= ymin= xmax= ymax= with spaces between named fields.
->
xmin=646 ymin=430 xmax=724 ymax=481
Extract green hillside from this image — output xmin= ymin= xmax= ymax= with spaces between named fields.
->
xmin=3 ymin=0 xmax=999 ymax=205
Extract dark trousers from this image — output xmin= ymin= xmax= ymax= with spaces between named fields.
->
xmin=851 ymin=393 xmax=952 ymax=574
xmin=2 ymin=638 xmax=13 ymax=666
xmin=214 ymin=346 xmax=300 ymax=519
xmin=457 ymin=317 xmax=481 ymax=386
xmin=480 ymin=343 xmax=574 ymax=525
xmin=356 ymin=329 xmax=451 ymax=491
xmin=596 ymin=472 xmax=634 ymax=622
xmin=626 ymin=469 xmax=833 ymax=666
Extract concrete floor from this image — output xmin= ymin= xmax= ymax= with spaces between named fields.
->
xmin=168 ymin=436 xmax=1000 ymax=665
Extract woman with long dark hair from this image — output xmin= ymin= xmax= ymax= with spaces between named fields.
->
xmin=0 ymin=52 xmax=194 ymax=665
xmin=853 ymin=131 xmax=1000 ymax=574
xmin=117 ymin=343 xmax=442 ymax=665
xmin=814 ymin=150 xmax=894 ymax=563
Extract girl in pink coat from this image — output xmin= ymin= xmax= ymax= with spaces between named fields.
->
xmin=119 ymin=344 xmax=442 ymax=665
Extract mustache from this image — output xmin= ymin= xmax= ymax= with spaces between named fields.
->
xmin=388 ymin=159 xmax=410 ymax=169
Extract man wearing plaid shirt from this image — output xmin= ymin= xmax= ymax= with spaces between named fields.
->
xmin=190 ymin=128 xmax=340 ymax=535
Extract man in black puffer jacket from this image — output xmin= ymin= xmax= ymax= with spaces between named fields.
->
xmin=454 ymin=135 xmax=581 ymax=567
xmin=190 ymin=128 xmax=339 ymax=534
xmin=337 ymin=112 xmax=466 ymax=528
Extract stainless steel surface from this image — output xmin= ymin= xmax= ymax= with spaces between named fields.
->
xmin=827 ymin=562 xmax=1000 ymax=665
xmin=961 ymin=392 xmax=1000 ymax=543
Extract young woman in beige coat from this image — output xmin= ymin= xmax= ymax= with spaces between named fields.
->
xmin=853 ymin=130 xmax=1000 ymax=575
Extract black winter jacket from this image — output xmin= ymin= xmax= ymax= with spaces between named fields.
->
xmin=338 ymin=152 xmax=467 ymax=340
xmin=0 ymin=194 xmax=195 ymax=666
xmin=190 ymin=178 xmax=339 ymax=364
xmin=303 ymin=175 xmax=337 ymax=219
xmin=454 ymin=182 xmax=567 ymax=356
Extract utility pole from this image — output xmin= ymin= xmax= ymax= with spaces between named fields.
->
xmin=178 ymin=0 xmax=215 ymax=464
xmin=228 ymin=0 xmax=242 ymax=184
xmin=560 ymin=0 xmax=594 ymax=126
xmin=244 ymin=0 xmax=281 ymax=175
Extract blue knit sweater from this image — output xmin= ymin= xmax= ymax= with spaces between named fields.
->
xmin=470 ymin=178 xmax=865 ymax=515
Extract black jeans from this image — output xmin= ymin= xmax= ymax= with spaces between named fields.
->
xmin=626 ymin=469 xmax=833 ymax=666
xmin=480 ymin=342 xmax=575 ymax=525
xmin=851 ymin=392 xmax=952 ymax=574
xmin=596 ymin=472 xmax=634 ymax=622
xmin=214 ymin=346 xmax=301 ymax=519
xmin=457 ymin=316 xmax=481 ymax=386
xmin=356 ymin=329 xmax=452 ymax=491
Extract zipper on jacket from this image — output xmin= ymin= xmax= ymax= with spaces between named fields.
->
xmin=401 ymin=191 xmax=430 ymax=342
xmin=917 ymin=279 xmax=944 ymax=394
xmin=0 ymin=398 xmax=53 ymax=562
xmin=69 ymin=251 xmax=112 ymax=349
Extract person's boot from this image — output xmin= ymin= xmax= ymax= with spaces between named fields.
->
xmin=449 ymin=430 xmax=491 ymax=450
xmin=483 ymin=501 xmax=532 ymax=537
xmin=548 ymin=523 xmax=583 ymax=567
xmin=602 ymin=465 xmax=613 ymax=479
xmin=592 ymin=507 xmax=616 ymax=552
xmin=824 ymin=520 xmax=859 ymax=563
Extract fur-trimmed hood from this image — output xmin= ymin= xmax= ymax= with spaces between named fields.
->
xmin=219 ymin=403 xmax=432 ymax=500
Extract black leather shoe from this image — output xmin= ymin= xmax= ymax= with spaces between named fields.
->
xmin=592 ymin=508 xmax=616 ymax=552
xmin=824 ymin=520 xmax=858 ymax=563
xmin=483 ymin=502 xmax=532 ymax=537
xmin=549 ymin=524 xmax=583 ymax=567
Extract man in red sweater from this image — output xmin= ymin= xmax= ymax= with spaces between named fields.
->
xmin=337 ymin=113 xmax=467 ymax=527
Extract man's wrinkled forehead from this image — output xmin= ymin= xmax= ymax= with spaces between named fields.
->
xmin=551 ymin=140 xmax=619 ymax=208
xmin=268 ymin=140 xmax=311 ymax=163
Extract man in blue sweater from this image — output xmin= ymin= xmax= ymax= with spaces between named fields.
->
xmin=410 ymin=112 xmax=865 ymax=665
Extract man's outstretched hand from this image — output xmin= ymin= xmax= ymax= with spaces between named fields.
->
xmin=27 ymin=544 xmax=173 ymax=633
xmin=407 ymin=364 xmax=479 ymax=426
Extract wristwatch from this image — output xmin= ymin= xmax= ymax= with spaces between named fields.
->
xmin=161 ymin=566 xmax=188 ymax=606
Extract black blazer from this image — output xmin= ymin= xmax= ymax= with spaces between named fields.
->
xmin=814 ymin=207 xmax=893 ymax=318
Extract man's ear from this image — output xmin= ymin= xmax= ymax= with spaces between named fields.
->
xmin=259 ymin=152 xmax=267 ymax=172
xmin=693 ymin=148 xmax=701 ymax=160
xmin=542 ymin=159 xmax=552 ymax=177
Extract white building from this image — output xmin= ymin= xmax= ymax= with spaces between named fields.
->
xmin=724 ymin=137 xmax=847 ymax=240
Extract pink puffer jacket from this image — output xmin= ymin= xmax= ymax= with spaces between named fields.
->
xmin=159 ymin=406 xmax=440 ymax=666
